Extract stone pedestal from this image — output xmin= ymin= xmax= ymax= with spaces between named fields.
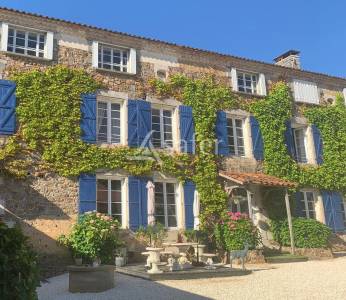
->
xmin=67 ymin=265 xmax=115 ymax=293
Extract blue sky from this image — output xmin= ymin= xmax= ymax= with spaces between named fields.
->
xmin=2 ymin=0 xmax=345 ymax=78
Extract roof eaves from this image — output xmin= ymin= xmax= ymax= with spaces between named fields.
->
xmin=1 ymin=6 xmax=345 ymax=82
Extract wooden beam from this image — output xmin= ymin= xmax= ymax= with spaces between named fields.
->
xmin=285 ymin=189 xmax=295 ymax=254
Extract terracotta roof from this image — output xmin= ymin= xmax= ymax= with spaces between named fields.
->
xmin=1 ymin=6 xmax=346 ymax=82
xmin=219 ymin=171 xmax=297 ymax=188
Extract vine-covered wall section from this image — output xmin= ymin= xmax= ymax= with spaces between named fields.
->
xmin=250 ymin=82 xmax=346 ymax=194
xmin=0 ymin=66 xmax=345 ymax=227
xmin=1 ymin=66 xmax=192 ymax=180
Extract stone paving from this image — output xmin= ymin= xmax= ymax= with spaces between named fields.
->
xmin=37 ymin=256 xmax=346 ymax=300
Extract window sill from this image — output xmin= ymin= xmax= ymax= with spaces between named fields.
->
xmin=98 ymin=143 xmax=127 ymax=148
xmin=94 ymin=67 xmax=136 ymax=76
xmin=1 ymin=51 xmax=52 ymax=62
xmin=233 ymin=91 xmax=265 ymax=99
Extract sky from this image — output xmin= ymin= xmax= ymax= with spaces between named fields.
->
xmin=1 ymin=0 xmax=346 ymax=78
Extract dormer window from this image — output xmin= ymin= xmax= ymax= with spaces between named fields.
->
xmin=92 ymin=41 xmax=136 ymax=74
xmin=0 ymin=23 xmax=54 ymax=60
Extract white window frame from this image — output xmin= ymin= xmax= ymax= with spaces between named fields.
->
xmin=292 ymin=79 xmax=319 ymax=104
xmin=1 ymin=23 xmax=53 ymax=60
xmin=230 ymin=68 xmax=266 ymax=96
xmin=299 ymin=190 xmax=317 ymax=219
xmin=151 ymin=105 xmax=174 ymax=149
xmin=154 ymin=180 xmax=178 ymax=229
xmin=226 ymin=115 xmax=246 ymax=157
xmin=96 ymin=97 xmax=125 ymax=145
xmin=293 ymin=126 xmax=308 ymax=163
xmin=92 ymin=41 xmax=136 ymax=74
xmin=96 ymin=175 xmax=127 ymax=227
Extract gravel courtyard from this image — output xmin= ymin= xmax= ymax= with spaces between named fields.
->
xmin=37 ymin=256 xmax=346 ymax=300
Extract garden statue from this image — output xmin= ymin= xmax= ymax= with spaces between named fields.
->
xmin=230 ymin=243 xmax=249 ymax=270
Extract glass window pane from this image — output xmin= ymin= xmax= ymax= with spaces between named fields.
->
xmin=97 ymin=203 xmax=108 ymax=214
xmin=168 ymin=216 xmax=177 ymax=227
xmin=97 ymin=190 xmax=108 ymax=202
xmin=111 ymin=202 xmax=122 ymax=215
xmin=97 ymin=179 xmax=108 ymax=190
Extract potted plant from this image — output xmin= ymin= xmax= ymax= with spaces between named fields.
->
xmin=135 ymin=223 xmax=167 ymax=247
xmin=58 ymin=211 xmax=122 ymax=266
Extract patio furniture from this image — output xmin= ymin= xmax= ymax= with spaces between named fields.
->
xmin=141 ymin=251 xmax=151 ymax=268
xmin=201 ymin=253 xmax=217 ymax=270
xmin=67 ymin=265 xmax=114 ymax=293
xmin=146 ymin=247 xmax=164 ymax=274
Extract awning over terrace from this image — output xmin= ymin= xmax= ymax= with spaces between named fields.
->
xmin=219 ymin=171 xmax=297 ymax=188
xmin=219 ymin=171 xmax=298 ymax=254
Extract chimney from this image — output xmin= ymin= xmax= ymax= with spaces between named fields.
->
xmin=274 ymin=50 xmax=301 ymax=69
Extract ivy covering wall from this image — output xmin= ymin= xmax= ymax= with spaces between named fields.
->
xmin=250 ymin=82 xmax=346 ymax=194
xmin=0 ymin=66 xmax=345 ymax=227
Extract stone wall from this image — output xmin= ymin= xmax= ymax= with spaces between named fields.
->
xmin=0 ymin=7 xmax=345 ymax=276
xmin=0 ymin=174 xmax=78 ymax=277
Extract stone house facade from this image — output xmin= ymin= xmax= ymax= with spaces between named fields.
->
xmin=0 ymin=7 xmax=345 ymax=270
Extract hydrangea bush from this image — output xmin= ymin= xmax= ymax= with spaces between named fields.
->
xmin=214 ymin=212 xmax=262 ymax=251
xmin=58 ymin=212 xmax=123 ymax=264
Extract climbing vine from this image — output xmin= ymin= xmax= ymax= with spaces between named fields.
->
xmin=250 ymin=82 xmax=346 ymax=194
xmin=0 ymin=66 xmax=192 ymax=180
xmin=0 ymin=65 xmax=345 ymax=228
xmin=149 ymin=74 xmax=237 ymax=225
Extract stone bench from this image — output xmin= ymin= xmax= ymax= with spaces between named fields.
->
xmin=67 ymin=265 xmax=114 ymax=293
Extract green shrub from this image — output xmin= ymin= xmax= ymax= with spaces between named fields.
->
xmin=135 ymin=223 xmax=167 ymax=247
xmin=58 ymin=212 xmax=122 ymax=264
xmin=0 ymin=221 xmax=40 ymax=300
xmin=214 ymin=212 xmax=262 ymax=251
xmin=183 ymin=229 xmax=208 ymax=244
xmin=270 ymin=218 xmax=332 ymax=248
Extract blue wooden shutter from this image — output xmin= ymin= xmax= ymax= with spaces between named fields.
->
xmin=184 ymin=181 xmax=195 ymax=229
xmin=294 ymin=192 xmax=306 ymax=217
xmin=137 ymin=100 xmax=151 ymax=147
xmin=179 ymin=105 xmax=195 ymax=153
xmin=284 ymin=121 xmax=295 ymax=159
xmin=311 ymin=124 xmax=323 ymax=165
xmin=128 ymin=176 xmax=148 ymax=230
xmin=127 ymin=100 xmax=151 ymax=147
xmin=249 ymin=116 xmax=264 ymax=160
xmin=215 ymin=111 xmax=229 ymax=156
xmin=80 ymin=93 xmax=96 ymax=143
xmin=0 ymin=80 xmax=16 ymax=135
xmin=128 ymin=100 xmax=138 ymax=147
xmin=322 ymin=191 xmax=345 ymax=232
xmin=79 ymin=174 xmax=96 ymax=214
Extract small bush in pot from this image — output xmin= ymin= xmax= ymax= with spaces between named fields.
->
xmin=135 ymin=223 xmax=167 ymax=247
xmin=58 ymin=211 xmax=122 ymax=265
xmin=270 ymin=217 xmax=332 ymax=248
xmin=0 ymin=221 xmax=40 ymax=300
xmin=214 ymin=212 xmax=262 ymax=251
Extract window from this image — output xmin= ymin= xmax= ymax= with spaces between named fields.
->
xmin=293 ymin=80 xmax=319 ymax=104
xmin=297 ymin=191 xmax=316 ymax=219
xmin=226 ymin=117 xmax=245 ymax=156
xmin=151 ymin=107 xmax=173 ymax=148
xmin=97 ymin=44 xmax=128 ymax=72
xmin=341 ymin=198 xmax=346 ymax=229
xmin=154 ymin=182 xmax=177 ymax=228
xmin=7 ymin=27 xmax=45 ymax=58
xmin=97 ymin=100 xmax=121 ymax=144
xmin=293 ymin=128 xmax=307 ymax=163
xmin=237 ymin=72 xmax=258 ymax=94
xmin=97 ymin=179 xmax=122 ymax=223
xmin=227 ymin=188 xmax=249 ymax=215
